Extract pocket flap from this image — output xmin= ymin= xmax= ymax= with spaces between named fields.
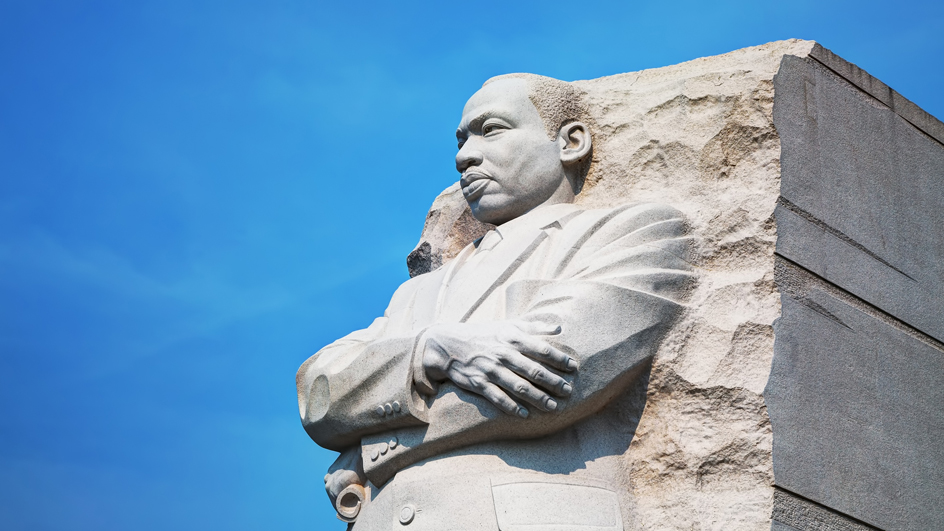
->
xmin=491 ymin=482 xmax=623 ymax=531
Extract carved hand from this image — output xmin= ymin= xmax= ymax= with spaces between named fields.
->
xmin=324 ymin=447 xmax=366 ymax=506
xmin=420 ymin=320 xmax=578 ymax=417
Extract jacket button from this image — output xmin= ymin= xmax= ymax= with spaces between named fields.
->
xmin=392 ymin=400 xmax=401 ymax=412
xmin=370 ymin=448 xmax=379 ymax=462
xmin=375 ymin=405 xmax=386 ymax=417
xmin=399 ymin=504 xmax=415 ymax=525
xmin=380 ymin=442 xmax=389 ymax=455
xmin=383 ymin=403 xmax=393 ymax=415
xmin=389 ymin=436 xmax=398 ymax=449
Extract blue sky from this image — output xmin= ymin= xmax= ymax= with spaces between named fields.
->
xmin=1 ymin=1 xmax=941 ymax=529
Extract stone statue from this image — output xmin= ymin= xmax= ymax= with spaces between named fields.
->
xmin=296 ymin=73 xmax=694 ymax=530
xmin=296 ymin=39 xmax=944 ymax=530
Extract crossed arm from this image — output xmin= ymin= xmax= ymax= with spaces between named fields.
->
xmin=301 ymin=204 xmax=694 ymax=502
xmin=318 ymin=317 xmax=577 ymax=501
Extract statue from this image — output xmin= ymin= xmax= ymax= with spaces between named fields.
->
xmin=296 ymin=73 xmax=694 ymax=530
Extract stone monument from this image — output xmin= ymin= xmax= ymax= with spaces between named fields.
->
xmin=297 ymin=40 xmax=944 ymax=530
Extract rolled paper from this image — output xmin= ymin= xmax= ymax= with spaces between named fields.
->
xmin=335 ymin=484 xmax=367 ymax=523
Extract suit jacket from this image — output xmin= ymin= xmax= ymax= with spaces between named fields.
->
xmin=296 ymin=202 xmax=694 ymax=530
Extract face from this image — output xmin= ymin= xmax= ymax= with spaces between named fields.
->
xmin=456 ymin=79 xmax=567 ymax=225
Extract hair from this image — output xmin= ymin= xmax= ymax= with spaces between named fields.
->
xmin=482 ymin=73 xmax=593 ymax=191
xmin=483 ymin=73 xmax=590 ymax=140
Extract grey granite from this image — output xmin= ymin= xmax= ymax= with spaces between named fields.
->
xmin=767 ymin=259 xmax=944 ymax=531
xmin=294 ymin=40 xmax=943 ymax=530
xmin=774 ymin=53 xmax=944 ymax=342
xmin=768 ymin=49 xmax=944 ymax=531
xmin=772 ymin=489 xmax=881 ymax=531
xmin=808 ymin=44 xmax=944 ymax=144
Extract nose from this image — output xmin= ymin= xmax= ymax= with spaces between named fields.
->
xmin=456 ymin=144 xmax=484 ymax=174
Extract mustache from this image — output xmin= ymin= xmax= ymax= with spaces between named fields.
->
xmin=460 ymin=169 xmax=493 ymax=187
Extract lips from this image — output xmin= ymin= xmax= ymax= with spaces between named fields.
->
xmin=461 ymin=171 xmax=492 ymax=201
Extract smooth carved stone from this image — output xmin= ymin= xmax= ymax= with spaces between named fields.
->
xmin=395 ymin=40 xmax=814 ymax=530
xmin=300 ymin=39 xmax=944 ymax=530
xmin=398 ymin=505 xmax=415 ymax=525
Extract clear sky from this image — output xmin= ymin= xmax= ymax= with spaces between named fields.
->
xmin=1 ymin=1 xmax=941 ymax=529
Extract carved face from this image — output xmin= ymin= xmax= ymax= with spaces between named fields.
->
xmin=456 ymin=79 xmax=568 ymax=225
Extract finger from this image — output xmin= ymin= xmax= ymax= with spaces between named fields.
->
xmin=511 ymin=319 xmax=562 ymax=336
xmin=491 ymin=366 xmax=560 ymax=412
xmin=502 ymin=353 xmax=574 ymax=398
xmin=325 ymin=469 xmax=361 ymax=500
xmin=507 ymin=334 xmax=577 ymax=372
xmin=456 ymin=377 xmax=529 ymax=418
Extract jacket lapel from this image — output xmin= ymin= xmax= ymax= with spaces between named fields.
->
xmin=436 ymin=204 xmax=579 ymax=323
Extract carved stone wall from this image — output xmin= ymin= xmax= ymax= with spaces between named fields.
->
xmin=408 ymin=40 xmax=944 ymax=530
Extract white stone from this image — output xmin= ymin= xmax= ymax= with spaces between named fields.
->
xmin=299 ymin=38 xmax=944 ymax=530
xmin=401 ymin=39 xmax=819 ymax=530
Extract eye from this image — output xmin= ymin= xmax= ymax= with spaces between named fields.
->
xmin=457 ymin=139 xmax=466 ymax=150
xmin=482 ymin=119 xmax=509 ymax=136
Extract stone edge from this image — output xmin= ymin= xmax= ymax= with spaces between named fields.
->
xmin=809 ymin=43 xmax=944 ymax=146
xmin=772 ymin=488 xmax=882 ymax=531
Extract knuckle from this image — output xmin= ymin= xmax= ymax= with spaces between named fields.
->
xmin=482 ymin=359 xmax=501 ymax=375
xmin=529 ymin=367 xmax=545 ymax=381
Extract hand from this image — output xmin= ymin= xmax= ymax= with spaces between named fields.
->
xmin=324 ymin=447 xmax=365 ymax=507
xmin=420 ymin=320 xmax=578 ymax=417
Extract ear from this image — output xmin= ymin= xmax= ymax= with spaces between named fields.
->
xmin=557 ymin=121 xmax=592 ymax=165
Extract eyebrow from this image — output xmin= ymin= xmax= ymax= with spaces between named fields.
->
xmin=468 ymin=111 xmax=500 ymax=132
xmin=457 ymin=111 xmax=504 ymax=139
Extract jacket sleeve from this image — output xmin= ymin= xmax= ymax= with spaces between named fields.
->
xmin=296 ymin=277 xmax=431 ymax=452
xmin=361 ymin=203 xmax=695 ymax=485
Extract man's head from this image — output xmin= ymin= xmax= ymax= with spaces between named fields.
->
xmin=455 ymin=74 xmax=592 ymax=225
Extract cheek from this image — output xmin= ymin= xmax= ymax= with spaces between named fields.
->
xmin=524 ymin=142 xmax=561 ymax=177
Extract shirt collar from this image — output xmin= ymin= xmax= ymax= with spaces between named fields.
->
xmin=494 ymin=202 xmax=579 ymax=240
xmin=472 ymin=202 xmax=580 ymax=252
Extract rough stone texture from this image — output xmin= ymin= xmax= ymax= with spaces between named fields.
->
xmin=772 ymin=489 xmax=880 ymax=531
xmin=573 ymin=42 xmax=818 ymax=531
xmin=411 ymin=39 xmax=816 ymax=530
xmin=405 ymin=40 xmax=944 ymax=530
xmin=407 ymin=183 xmax=493 ymax=277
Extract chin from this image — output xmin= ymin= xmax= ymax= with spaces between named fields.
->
xmin=469 ymin=196 xmax=514 ymax=225
xmin=469 ymin=195 xmax=535 ymax=225
xmin=468 ymin=204 xmax=503 ymax=225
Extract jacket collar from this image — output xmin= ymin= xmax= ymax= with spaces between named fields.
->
xmin=436 ymin=202 xmax=581 ymax=322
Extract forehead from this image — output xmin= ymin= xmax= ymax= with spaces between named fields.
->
xmin=458 ymin=78 xmax=541 ymax=129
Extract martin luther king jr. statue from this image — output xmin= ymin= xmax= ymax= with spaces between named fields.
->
xmin=297 ymin=73 xmax=695 ymax=530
